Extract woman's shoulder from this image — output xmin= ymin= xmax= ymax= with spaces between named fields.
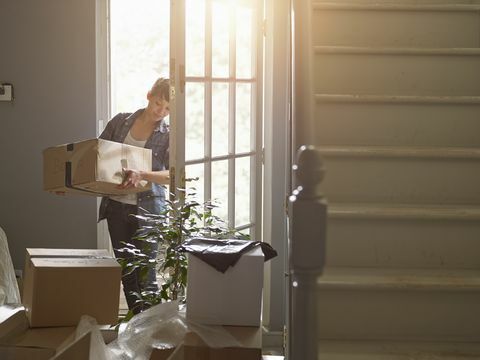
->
xmin=111 ymin=112 xmax=133 ymax=122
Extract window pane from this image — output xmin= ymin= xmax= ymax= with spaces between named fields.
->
xmin=235 ymin=156 xmax=250 ymax=226
xmin=211 ymin=160 xmax=228 ymax=223
xmin=186 ymin=163 xmax=205 ymax=204
xmin=236 ymin=83 xmax=251 ymax=153
xmin=212 ymin=82 xmax=229 ymax=156
xmin=186 ymin=83 xmax=205 ymax=161
xmin=186 ymin=0 xmax=205 ymax=76
xmin=236 ymin=6 xmax=253 ymax=79
xmin=110 ymin=0 xmax=170 ymax=114
xmin=212 ymin=1 xmax=229 ymax=78
xmin=240 ymin=226 xmax=253 ymax=239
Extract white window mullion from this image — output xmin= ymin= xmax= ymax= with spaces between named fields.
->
xmin=252 ymin=1 xmax=263 ymax=241
xmin=170 ymin=0 xmax=186 ymax=194
xmin=204 ymin=0 xmax=213 ymax=204
xmin=228 ymin=2 xmax=237 ymax=228
xmin=96 ymin=0 xmax=111 ymax=251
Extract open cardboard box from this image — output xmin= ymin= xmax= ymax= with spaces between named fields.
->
xmin=0 ymin=305 xmax=75 ymax=360
xmin=150 ymin=325 xmax=263 ymax=360
xmin=0 ymin=305 xmax=118 ymax=360
xmin=22 ymin=248 xmax=121 ymax=328
xmin=43 ymin=138 xmax=152 ymax=196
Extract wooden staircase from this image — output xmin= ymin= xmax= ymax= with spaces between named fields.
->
xmin=294 ymin=0 xmax=480 ymax=357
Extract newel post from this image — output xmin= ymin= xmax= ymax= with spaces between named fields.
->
xmin=288 ymin=145 xmax=327 ymax=360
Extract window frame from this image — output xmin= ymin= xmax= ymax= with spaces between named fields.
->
xmin=96 ymin=0 xmax=290 ymax=334
xmin=169 ymin=0 xmax=264 ymax=239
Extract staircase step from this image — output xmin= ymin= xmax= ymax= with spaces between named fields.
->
xmin=319 ymin=339 xmax=480 ymax=359
xmin=316 ymin=267 xmax=480 ymax=341
xmin=319 ymin=267 xmax=480 ymax=290
xmin=314 ymin=95 xmax=480 ymax=147
xmin=313 ymin=2 xmax=480 ymax=48
xmin=317 ymin=146 xmax=480 ymax=204
xmin=314 ymin=47 xmax=480 ymax=96
xmin=326 ymin=203 xmax=480 ymax=269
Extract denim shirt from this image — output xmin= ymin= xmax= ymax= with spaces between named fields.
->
xmin=97 ymin=109 xmax=169 ymax=221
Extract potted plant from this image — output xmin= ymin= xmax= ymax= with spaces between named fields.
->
xmin=116 ymin=186 xmax=248 ymax=323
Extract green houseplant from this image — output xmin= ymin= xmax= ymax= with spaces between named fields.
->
xmin=117 ymin=186 xmax=248 ymax=323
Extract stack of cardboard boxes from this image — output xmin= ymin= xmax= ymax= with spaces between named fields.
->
xmin=0 ymin=249 xmax=121 ymax=359
xmin=0 ymin=137 xmax=151 ymax=358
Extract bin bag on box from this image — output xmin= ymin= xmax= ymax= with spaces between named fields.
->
xmin=0 ymin=227 xmax=20 ymax=305
xmin=177 ymin=238 xmax=277 ymax=273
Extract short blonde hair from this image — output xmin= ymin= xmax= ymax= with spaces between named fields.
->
xmin=150 ymin=78 xmax=170 ymax=101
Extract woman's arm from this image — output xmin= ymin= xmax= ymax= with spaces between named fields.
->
xmin=117 ymin=168 xmax=169 ymax=189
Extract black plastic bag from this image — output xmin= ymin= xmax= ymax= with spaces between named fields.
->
xmin=177 ymin=238 xmax=277 ymax=273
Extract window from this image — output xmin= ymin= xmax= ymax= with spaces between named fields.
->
xmin=110 ymin=0 xmax=170 ymax=114
xmin=170 ymin=0 xmax=263 ymax=238
xmin=98 ymin=0 xmax=287 ymax=333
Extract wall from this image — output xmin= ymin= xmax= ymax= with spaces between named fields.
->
xmin=0 ymin=0 xmax=98 ymax=270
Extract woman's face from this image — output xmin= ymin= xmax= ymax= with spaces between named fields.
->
xmin=147 ymin=93 xmax=170 ymax=121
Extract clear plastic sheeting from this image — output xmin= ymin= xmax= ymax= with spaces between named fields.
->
xmin=110 ymin=301 xmax=242 ymax=359
xmin=71 ymin=301 xmax=243 ymax=359
xmin=0 ymin=227 xmax=20 ymax=305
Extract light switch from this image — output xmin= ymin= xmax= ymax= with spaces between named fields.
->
xmin=0 ymin=83 xmax=13 ymax=101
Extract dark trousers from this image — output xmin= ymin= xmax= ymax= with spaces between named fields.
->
xmin=105 ymin=200 xmax=158 ymax=314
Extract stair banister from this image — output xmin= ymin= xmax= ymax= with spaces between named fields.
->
xmin=288 ymin=145 xmax=327 ymax=360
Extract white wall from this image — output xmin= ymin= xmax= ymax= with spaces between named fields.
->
xmin=0 ymin=0 xmax=98 ymax=270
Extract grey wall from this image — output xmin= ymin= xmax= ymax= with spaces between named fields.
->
xmin=0 ymin=0 xmax=98 ymax=270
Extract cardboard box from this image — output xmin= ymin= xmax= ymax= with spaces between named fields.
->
xmin=43 ymin=138 xmax=152 ymax=196
xmin=50 ymin=331 xmax=93 ymax=360
xmin=150 ymin=325 xmax=262 ymax=360
xmin=0 ymin=306 xmax=76 ymax=360
xmin=0 ymin=305 xmax=28 ymax=341
xmin=186 ymin=246 xmax=264 ymax=326
xmin=22 ymin=248 xmax=121 ymax=327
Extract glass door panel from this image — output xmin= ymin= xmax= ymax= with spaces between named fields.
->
xmin=185 ymin=82 xmax=205 ymax=161
xmin=235 ymin=82 xmax=252 ymax=153
xmin=211 ymin=82 xmax=229 ymax=157
xmin=186 ymin=0 xmax=205 ymax=76
xmin=172 ymin=0 xmax=262 ymax=234
xmin=212 ymin=1 xmax=230 ymax=78
xmin=236 ymin=5 xmax=253 ymax=79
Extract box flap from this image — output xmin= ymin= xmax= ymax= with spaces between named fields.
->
xmin=0 ymin=305 xmax=28 ymax=342
xmin=26 ymin=248 xmax=111 ymax=258
xmin=151 ymin=326 xmax=262 ymax=360
xmin=51 ymin=331 xmax=92 ymax=360
xmin=31 ymin=257 xmax=120 ymax=269
xmin=0 ymin=346 xmax=55 ymax=360
xmin=183 ymin=326 xmax=262 ymax=349
xmin=8 ymin=327 xmax=76 ymax=350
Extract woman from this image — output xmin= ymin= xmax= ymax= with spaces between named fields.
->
xmin=98 ymin=78 xmax=170 ymax=314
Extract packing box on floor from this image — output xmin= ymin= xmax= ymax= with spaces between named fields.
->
xmin=150 ymin=325 xmax=262 ymax=360
xmin=0 ymin=305 xmax=75 ymax=360
xmin=50 ymin=331 xmax=95 ymax=360
xmin=43 ymin=138 xmax=152 ymax=196
xmin=186 ymin=246 xmax=264 ymax=326
xmin=22 ymin=248 xmax=121 ymax=327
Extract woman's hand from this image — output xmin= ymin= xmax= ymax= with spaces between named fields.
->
xmin=117 ymin=168 xmax=144 ymax=189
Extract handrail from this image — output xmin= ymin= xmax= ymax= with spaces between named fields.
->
xmin=288 ymin=146 xmax=327 ymax=360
